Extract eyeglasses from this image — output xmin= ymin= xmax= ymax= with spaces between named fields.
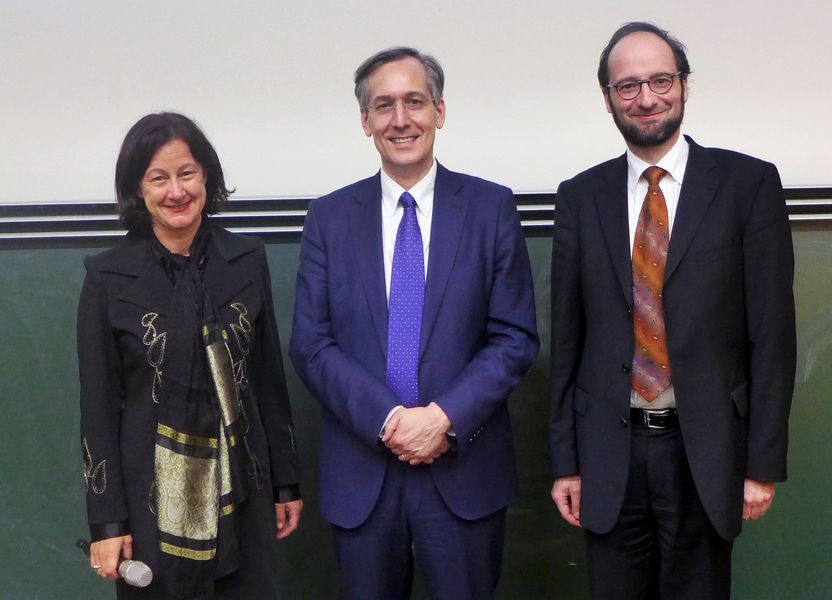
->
xmin=605 ymin=72 xmax=683 ymax=100
xmin=366 ymin=96 xmax=433 ymax=116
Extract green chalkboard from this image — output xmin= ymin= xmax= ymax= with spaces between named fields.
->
xmin=0 ymin=228 xmax=830 ymax=598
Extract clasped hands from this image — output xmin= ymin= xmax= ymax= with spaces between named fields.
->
xmin=382 ymin=402 xmax=452 ymax=465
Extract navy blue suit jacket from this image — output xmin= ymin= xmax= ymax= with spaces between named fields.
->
xmin=290 ymin=163 xmax=538 ymax=528
xmin=548 ymin=137 xmax=796 ymax=540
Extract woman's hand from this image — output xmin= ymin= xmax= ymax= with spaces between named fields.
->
xmin=91 ymin=534 xmax=133 ymax=580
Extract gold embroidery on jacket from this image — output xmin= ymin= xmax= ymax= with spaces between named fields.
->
xmin=228 ymin=302 xmax=263 ymax=488
xmin=229 ymin=303 xmax=251 ymax=391
xmin=141 ymin=313 xmax=166 ymax=404
xmin=82 ymin=438 xmax=107 ymax=494
xmin=148 ymin=480 xmax=158 ymax=515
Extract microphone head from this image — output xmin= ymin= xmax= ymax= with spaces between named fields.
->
xmin=118 ymin=560 xmax=153 ymax=588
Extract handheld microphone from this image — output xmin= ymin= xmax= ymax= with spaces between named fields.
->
xmin=76 ymin=539 xmax=153 ymax=588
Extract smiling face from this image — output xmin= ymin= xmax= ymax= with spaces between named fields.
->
xmin=604 ymin=31 xmax=687 ymax=162
xmin=140 ymin=138 xmax=207 ymax=252
xmin=361 ymin=56 xmax=446 ymax=189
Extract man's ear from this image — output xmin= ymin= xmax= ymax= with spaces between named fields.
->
xmin=361 ymin=110 xmax=372 ymax=137
xmin=435 ymin=99 xmax=446 ymax=129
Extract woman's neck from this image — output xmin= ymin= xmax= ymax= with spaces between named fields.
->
xmin=152 ymin=222 xmax=201 ymax=256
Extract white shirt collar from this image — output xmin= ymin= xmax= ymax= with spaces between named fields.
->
xmin=626 ymin=134 xmax=689 ymax=185
xmin=380 ymin=160 xmax=437 ymax=219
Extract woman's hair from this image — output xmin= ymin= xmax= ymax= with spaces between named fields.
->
xmin=114 ymin=112 xmax=232 ymax=231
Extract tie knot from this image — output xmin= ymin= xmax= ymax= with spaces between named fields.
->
xmin=399 ymin=191 xmax=416 ymax=210
xmin=644 ymin=166 xmax=667 ymax=187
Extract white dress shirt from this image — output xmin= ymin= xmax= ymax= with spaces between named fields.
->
xmin=626 ymin=134 xmax=689 ymax=255
xmin=380 ymin=161 xmax=436 ymax=301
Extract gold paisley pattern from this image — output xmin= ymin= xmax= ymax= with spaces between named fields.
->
xmin=141 ymin=313 xmax=166 ymax=404
xmin=155 ymin=424 xmax=219 ymax=557
xmin=228 ymin=303 xmax=264 ymax=487
xmin=229 ymin=303 xmax=251 ymax=390
xmin=82 ymin=438 xmax=107 ymax=494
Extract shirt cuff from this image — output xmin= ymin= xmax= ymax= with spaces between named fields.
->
xmin=89 ymin=521 xmax=129 ymax=542
xmin=379 ymin=405 xmax=405 ymax=438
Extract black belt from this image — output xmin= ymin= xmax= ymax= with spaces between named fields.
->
xmin=630 ymin=407 xmax=679 ymax=429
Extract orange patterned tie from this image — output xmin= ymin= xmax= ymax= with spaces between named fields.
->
xmin=632 ymin=166 xmax=671 ymax=401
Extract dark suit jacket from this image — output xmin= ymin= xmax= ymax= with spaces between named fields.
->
xmin=290 ymin=163 xmax=538 ymax=528
xmin=548 ymin=136 xmax=796 ymax=541
xmin=77 ymin=224 xmax=300 ymax=576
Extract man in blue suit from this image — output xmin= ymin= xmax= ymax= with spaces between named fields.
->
xmin=290 ymin=47 xmax=538 ymax=599
xmin=549 ymin=23 xmax=796 ymax=599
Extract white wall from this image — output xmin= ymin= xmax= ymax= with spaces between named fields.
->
xmin=1 ymin=0 xmax=829 ymax=204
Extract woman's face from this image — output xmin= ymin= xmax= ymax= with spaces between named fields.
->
xmin=140 ymin=138 xmax=207 ymax=248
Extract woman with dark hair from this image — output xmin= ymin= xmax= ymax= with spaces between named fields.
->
xmin=77 ymin=112 xmax=302 ymax=599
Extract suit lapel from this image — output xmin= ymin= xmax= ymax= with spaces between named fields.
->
xmin=112 ymin=224 xmax=255 ymax=317
xmin=203 ymin=226 xmax=256 ymax=308
xmin=348 ymin=174 xmax=389 ymax=354
xmin=420 ymin=164 xmax=467 ymax=356
xmin=108 ymin=235 xmax=175 ymax=316
xmin=595 ymin=155 xmax=633 ymax=304
xmin=665 ymin=137 xmax=719 ymax=283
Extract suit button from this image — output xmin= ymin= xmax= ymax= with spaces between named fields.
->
xmin=621 ymin=363 xmax=631 ymax=373
xmin=620 ymin=417 xmax=629 ymax=426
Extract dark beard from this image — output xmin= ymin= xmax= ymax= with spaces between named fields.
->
xmin=611 ymin=102 xmax=684 ymax=148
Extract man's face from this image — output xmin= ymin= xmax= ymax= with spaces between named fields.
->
xmin=604 ymin=31 xmax=687 ymax=151
xmin=361 ymin=57 xmax=445 ymax=187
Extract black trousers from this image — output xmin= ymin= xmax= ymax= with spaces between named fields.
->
xmin=585 ymin=423 xmax=733 ymax=600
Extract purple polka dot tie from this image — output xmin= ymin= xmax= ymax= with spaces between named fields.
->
xmin=386 ymin=192 xmax=424 ymax=408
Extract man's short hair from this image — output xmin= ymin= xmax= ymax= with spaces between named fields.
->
xmin=597 ymin=22 xmax=691 ymax=90
xmin=354 ymin=46 xmax=445 ymax=109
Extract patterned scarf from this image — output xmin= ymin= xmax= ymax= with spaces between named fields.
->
xmin=151 ymin=223 xmax=260 ymax=599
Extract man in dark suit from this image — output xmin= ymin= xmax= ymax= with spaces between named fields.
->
xmin=290 ymin=47 xmax=538 ymax=599
xmin=548 ymin=22 xmax=796 ymax=599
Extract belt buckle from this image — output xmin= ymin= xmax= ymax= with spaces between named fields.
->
xmin=643 ymin=408 xmax=670 ymax=429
